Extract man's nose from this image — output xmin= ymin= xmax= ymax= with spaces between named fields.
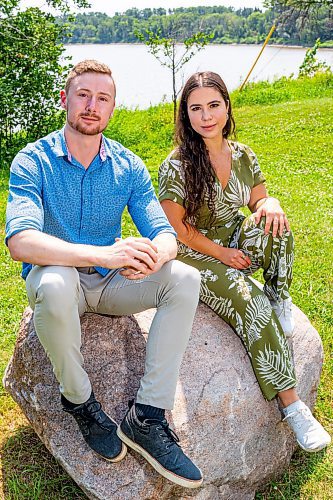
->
xmin=86 ymin=96 xmax=97 ymax=112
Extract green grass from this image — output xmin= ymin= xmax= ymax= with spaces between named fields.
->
xmin=0 ymin=76 xmax=332 ymax=498
xmin=232 ymin=71 xmax=333 ymax=107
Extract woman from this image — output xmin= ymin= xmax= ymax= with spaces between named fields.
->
xmin=158 ymin=71 xmax=330 ymax=452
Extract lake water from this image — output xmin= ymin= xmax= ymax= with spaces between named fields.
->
xmin=64 ymin=43 xmax=333 ymax=108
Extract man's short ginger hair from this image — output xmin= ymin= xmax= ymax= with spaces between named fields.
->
xmin=65 ymin=60 xmax=116 ymax=96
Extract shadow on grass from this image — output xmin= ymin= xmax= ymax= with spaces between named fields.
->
xmin=1 ymin=426 xmax=87 ymax=500
xmin=255 ymin=447 xmax=330 ymax=499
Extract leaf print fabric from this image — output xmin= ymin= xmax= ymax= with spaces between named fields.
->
xmin=159 ymin=141 xmax=296 ymax=400
xmin=245 ymin=295 xmax=271 ymax=349
xmin=159 ymin=141 xmax=264 ymax=233
xmin=256 ymin=344 xmax=296 ymax=391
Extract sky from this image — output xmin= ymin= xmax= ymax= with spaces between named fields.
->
xmin=20 ymin=0 xmax=265 ymax=16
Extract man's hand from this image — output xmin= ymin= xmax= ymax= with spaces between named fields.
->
xmin=97 ymin=237 xmax=158 ymax=277
xmin=119 ymin=256 xmax=165 ymax=280
xmin=119 ymin=233 xmax=177 ymax=280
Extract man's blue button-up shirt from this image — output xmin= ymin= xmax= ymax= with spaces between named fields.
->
xmin=5 ymin=128 xmax=176 ymax=279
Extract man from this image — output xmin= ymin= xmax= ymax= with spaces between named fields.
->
xmin=6 ymin=60 xmax=203 ymax=489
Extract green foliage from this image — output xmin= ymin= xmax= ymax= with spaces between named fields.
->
xmin=265 ymin=1 xmax=332 ymax=45
xmin=136 ymin=28 xmax=211 ymax=122
xmin=136 ymin=29 xmax=212 ymax=69
xmin=299 ymin=38 xmax=331 ymax=77
xmin=264 ymin=0 xmax=332 ymax=12
xmin=0 ymin=0 xmax=87 ymax=168
xmin=232 ymin=71 xmax=333 ymax=107
xmin=58 ymin=5 xmax=332 ymax=47
xmin=46 ymin=0 xmax=90 ymax=12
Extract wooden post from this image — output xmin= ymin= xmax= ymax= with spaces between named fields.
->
xmin=239 ymin=24 xmax=276 ymax=91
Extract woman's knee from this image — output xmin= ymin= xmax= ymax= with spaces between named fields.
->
xmin=248 ymin=214 xmax=293 ymax=241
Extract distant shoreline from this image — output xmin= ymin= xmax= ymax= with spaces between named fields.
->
xmin=63 ymin=42 xmax=333 ymax=50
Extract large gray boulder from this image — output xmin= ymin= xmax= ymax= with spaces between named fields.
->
xmin=3 ymin=302 xmax=323 ymax=499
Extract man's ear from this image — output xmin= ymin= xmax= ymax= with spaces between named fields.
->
xmin=60 ymin=90 xmax=67 ymax=110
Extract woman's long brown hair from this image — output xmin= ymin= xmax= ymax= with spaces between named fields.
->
xmin=175 ymin=71 xmax=235 ymax=225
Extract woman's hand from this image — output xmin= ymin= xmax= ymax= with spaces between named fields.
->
xmin=254 ymin=197 xmax=290 ymax=237
xmin=219 ymin=248 xmax=251 ymax=270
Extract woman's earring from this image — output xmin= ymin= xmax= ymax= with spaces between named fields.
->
xmin=226 ymin=112 xmax=229 ymax=121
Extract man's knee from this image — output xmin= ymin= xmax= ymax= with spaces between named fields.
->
xmin=32 ymin=266 xmax=80 ymax=316
xmin=161 ymin=260 xmax=201 ymax=301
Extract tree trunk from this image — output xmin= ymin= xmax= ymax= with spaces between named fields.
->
xmin=172 ymin=42 xmax=177 ymax=124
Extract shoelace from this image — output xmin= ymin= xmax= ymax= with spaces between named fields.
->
xmin=70 ymin=400 xmax=112 ymax=430
xmin=283 ymin=407 xmax=312 ymax=429
xmin=83 ymin=400 xmax=103 ymax=420
xmin=157 ymin=420 xmax=180 ymax=449
xmin=282 ymin=300 xmax=292 ymax=315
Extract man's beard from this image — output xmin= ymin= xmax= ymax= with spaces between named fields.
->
xmin=68 ymin=113 xmax=106 ymax=136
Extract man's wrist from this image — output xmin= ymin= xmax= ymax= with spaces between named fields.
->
xmin=153 ymin=233 xmax=177 ymax=262
xmin=78 ymin=244 xmax=102 ymax=267
xmin=156 ymin=247 xmax=172 ymax=265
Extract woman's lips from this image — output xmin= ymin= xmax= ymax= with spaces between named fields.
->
xmin=201 ymin=124 xmax=216 ymax=131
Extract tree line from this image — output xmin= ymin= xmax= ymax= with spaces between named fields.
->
xmin=1 ymin=0 xmax=332 ymax=168
xmin=59 ymin=5 xmax=332 ymax=47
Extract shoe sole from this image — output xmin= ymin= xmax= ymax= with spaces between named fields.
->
xmin=298 ymin=439 xmax=331 ymax=453
xmin=89 ymin=413 xmax=128 ymax=463
xmin=93 ymin=441 xmax=127 ymax=462
xmin=117 ymin=427 xmax=203 ymax=489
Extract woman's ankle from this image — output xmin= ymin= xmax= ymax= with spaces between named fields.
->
xmin=278 ymin=388 xmax=299 ymax=408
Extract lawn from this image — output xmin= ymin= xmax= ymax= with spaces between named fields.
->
xmin=0 ymin=80 xmax=332 ymax=498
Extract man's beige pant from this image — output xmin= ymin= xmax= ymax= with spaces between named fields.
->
xmin=26 ymin=261 xmax=200 ymax=409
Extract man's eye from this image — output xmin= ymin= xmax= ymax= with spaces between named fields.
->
xmin=78 ymin=93 xmax=87 ymax=97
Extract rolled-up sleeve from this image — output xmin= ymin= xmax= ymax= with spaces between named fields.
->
xmin=127 ymin=157 xmax=176 ymax=240
xmin=5 ymin=153 xmax=44 ymax=245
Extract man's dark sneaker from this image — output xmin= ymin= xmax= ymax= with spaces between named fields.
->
xmin=62 ymin=392 xmax=127 ymax=462
xmin=117 ymin=402 xmax=203 ymax=488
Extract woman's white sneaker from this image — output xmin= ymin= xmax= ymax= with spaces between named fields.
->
xmin=283 ymin=400 xmax=331 ymax=452
xmin=270 ymin=297 xmax=295 ymax=337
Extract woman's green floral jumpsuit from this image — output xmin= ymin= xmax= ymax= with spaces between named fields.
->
xmin=159 ymin=141 xmax=296 ymax=400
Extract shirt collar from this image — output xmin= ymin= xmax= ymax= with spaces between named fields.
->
xmin=100 ymin=137 xmax=107 ymax=161
xmin=52 ymin=127 xmax=108 ymax=163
